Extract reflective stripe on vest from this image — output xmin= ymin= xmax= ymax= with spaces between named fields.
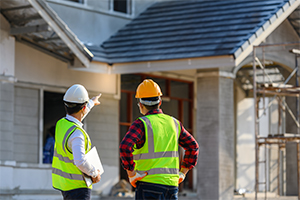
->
xmin=52 ymin=168 xmax=84 ymax=181
xmin=137 ymin=168 xmax=179 ymax=175
xmin=62 ymin=125 xmax=77 ymax=153
xmin=53 ymin=149 xmax=74 ymax=164
xmin=133 ymin=116 xmax=179 ymax=161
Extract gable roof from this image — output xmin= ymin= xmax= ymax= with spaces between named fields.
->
xmin=89 ymin=0 xmax=300 ymax=66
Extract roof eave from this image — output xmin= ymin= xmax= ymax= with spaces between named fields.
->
xmin=108 ymin=55 xmax=235 ymax=74
xmin=67 ymin=58 xmax=111 ymax=74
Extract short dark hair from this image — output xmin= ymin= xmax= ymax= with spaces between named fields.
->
xmin=64 ymin=101 xmax=86 ymax=115
xmin=143 ymin=104 xmax=159 ymax=111
xmin=140 ymin=97 xmax=160 ymax=110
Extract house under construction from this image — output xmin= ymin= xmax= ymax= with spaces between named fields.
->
xmin=0 ymin=0 xmax=300 ymax=200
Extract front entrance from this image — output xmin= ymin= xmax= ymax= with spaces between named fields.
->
xmin=119 ymin=73 xmax=194 ymax=191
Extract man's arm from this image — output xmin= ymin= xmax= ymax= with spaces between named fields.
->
xmin=68 ymin=130 xmax=101 ymax=183
xmin=119 ymin=120 xmax=145 ymax=171
xmin=82 ymin=93 xmax=102 ymax=121
xmin=119 ymin=120 xmax=150 ymax=187
xmin=178 ymin=122 xmax=199 ymax=172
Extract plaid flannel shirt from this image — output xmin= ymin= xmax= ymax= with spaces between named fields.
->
xmin=119 ymin=109 xmax=199 ymax=171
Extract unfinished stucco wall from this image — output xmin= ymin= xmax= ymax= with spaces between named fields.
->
xmin=196 ymin=70 xmax=234 ymax=200
xmin=0 ymin=14 xmax=15 ymax=162
xmin=235 ymin=87 xmax=255 ymax=191
xmin=235 ymin=86 xmax=270 ymax=193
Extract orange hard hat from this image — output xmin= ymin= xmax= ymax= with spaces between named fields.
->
xmin=135 ymin=79 xmax=163 ymax=98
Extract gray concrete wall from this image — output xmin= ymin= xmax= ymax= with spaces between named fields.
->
xmin=219 ymin=76 xmax=235 ymax=199
xmin=263 ymin=19 xmax=299 ymax=71
xmin=269 ymin=99 xmax=280 ymax=193
xmin=278 ymin=66 xmax=298 ymax=195
xmin=197 ymin=75 xmax=220 ymax=200
xmin=197 ymin=70 xmax=234 ymax=200
xmin=0 ymin=81 xmax=14 ymax=161
xmin=85 ymin=93 xmax=120 ymax=195
xmin=14 ymin=87 xmax=39 ymax=163
xmin=0 ymin=14 xmax=15 ymax=77
xmin=86 ymin=95 xmax=119 ymax=167
xmin=47 ymin=0 xmax=157 ymax=46
xmin=0 ymin=14 xmax=15 ymax=162
xmin=47 ymin=1 xmax=131 ymax=45
xmin=285 ymin=99 xmax=299 ymax=195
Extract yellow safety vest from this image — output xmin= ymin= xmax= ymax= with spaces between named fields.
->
xmin=133 ymin=114 xmax=181 ymax=186
xmin=52 ymin=118 xmax=92 ymax=191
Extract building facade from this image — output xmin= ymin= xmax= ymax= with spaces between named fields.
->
xmin=0 ymin=0 xmax=300 ymax=199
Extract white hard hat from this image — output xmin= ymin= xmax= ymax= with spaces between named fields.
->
xmin=63 ymin=84 xmax=89 ymax=104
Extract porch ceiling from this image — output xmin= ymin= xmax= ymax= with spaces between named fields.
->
xmin=0 ymin=0 xmax=93 ymax=66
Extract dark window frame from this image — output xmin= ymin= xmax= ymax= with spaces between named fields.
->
xmin=112 ymin=0 xmax=131 ymax=14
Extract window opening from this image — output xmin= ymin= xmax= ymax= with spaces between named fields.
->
xmin=43 ymin=91 xmax=65 ymax=164
xmin=113 ymin=0 xmax=130 ymax=14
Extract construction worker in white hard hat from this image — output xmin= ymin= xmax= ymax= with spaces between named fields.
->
xmin=52 ymin=84 xmax=102 ymax=200
xmin=119 ymin=79 xmax=199 ymax=200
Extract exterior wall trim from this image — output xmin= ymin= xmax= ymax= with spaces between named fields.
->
xmin=109 ymin=56 xmax=235 ymax=74
xmin=0 ymin=75 xmax=17 ymax=83
xmin=197 ymin=71 xmax=235 ymax=79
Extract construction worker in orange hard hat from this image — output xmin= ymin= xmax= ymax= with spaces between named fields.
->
xmin=119 ymin=79 xmax=199 ymax=200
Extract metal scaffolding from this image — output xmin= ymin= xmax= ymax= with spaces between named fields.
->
xmin=253 ymin=42 xmax=300 ymax=200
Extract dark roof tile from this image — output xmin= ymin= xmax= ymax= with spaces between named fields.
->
xmin=88 ymin=0 xmax=292 ymax=63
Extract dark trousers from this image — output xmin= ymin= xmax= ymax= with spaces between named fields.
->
xmin=61 ymin=188 xmax=91 ymax=200
xmin=135 ymin=181 xmax=178 ymax=200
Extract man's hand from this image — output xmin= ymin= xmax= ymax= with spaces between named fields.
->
xmin=127 ymin=170 xmax=147 ymax=188
xmin=179 ymin=168 xmax=189 ymax=184
xmin=179 ymin=172 xmax=185 ymax=184
xmin=91 ymin=170 xmax=101 ymax=184
xmin=91 ymin=93 xmax=102 ymax=106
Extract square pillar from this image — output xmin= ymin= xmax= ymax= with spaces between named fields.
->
xmin=196 ymin=70 xmax=235 ymax=200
